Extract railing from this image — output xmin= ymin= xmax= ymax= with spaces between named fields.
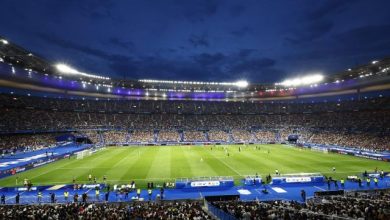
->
xmin=206 ymin=203 xmax=237 ymax=220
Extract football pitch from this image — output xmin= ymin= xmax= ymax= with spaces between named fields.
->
xmin=0 ymin=144 xmax=388 ymax=188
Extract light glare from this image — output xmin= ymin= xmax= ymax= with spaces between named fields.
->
xmin=55 ymin=63 xmax=110 ymax=80
xmin=278 ymin=74 xmax=324 ymax=87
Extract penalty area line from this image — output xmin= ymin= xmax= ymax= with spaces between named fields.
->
xmin=211 ymin=154 xmax=243 ymax=176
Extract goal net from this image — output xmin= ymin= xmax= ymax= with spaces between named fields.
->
xmin=76 ymin=149 xmax=92 ymax=159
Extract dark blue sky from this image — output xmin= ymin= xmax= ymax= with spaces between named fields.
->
xmin=1 ymin=0 xmax=390 ymax=83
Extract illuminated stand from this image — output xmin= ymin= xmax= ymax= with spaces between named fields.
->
xmin=271 ymin=173 xmax=325 ymax=186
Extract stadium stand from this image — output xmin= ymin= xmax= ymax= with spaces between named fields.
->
xmin=232 ymin=130 xmax=254 ymax=142
xmin=208 ymin=130 xmax=230 ymax=142
xmin=0 ymin=201 xmax=211 ymax=219
xmin=103 ymin=131 xmax=128 ymax=144
xmin=82 ymin=131 xmax=101 ymax=144
xmin=210 ymin=190 xmax=390 ymax=219
xmin=183 ymin=131 xmax=207 ymax=142
xmin=253 ymin=130 xmax=276 ymax=143
xmin=158 ymin=130 xmax=180 ymax=142
xmin=0 ymin=133 xmax=57 ymax=155
xmin=0 ymin=94 xmax=389 ymax=151
xmin=130 ymin=130 xmax=154 ymax=143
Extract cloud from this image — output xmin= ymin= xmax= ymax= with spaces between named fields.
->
xmin=229 ymin=59 xmax=286 ymax=83
xmin=173 ymin=0 xmax=219 ymax=23
xmin=188 ymin=33 xmax=210 ymax=48
xmin=230 ymin=26 xmax=253 ymax=38
xmin=229 ymin=58 xmax=276 ymax=73
xmin=285 ymin=0 xmax=357 ymax=45
xmin=286 ymin=20 xmax=334 ymax=44
xmin=79 ymin=0 xmax=116 ymax=20
xmin=107 ymin=37 xmax=135 ymax=51
xmin=34 ymin=32 xmax=285 ymax=82
xmin=193 ymin=53 xmax=225 ymax=66
xmin=331 ymin=24 xmax=390 ymax=57
xmin=229 ymin=4 xmax=246 ymax=17
xmin=237 ymin=49 xmax=257 ymax=58
xmin=37 ymin=33 xmax=131 ymax=62
xmin=110 ymin=51 xmax=282 ymax=82
xmin=306 ymin=0 xmax=356 ymax=21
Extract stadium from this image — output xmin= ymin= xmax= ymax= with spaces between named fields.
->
xmin=0 ymin=1 xmax=390 ymax=219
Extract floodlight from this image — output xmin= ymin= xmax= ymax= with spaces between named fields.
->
xmin=55 ymin=64 xmax=79 ymax=74
xmin=1 ymin=39 xmax=8 ymax=44
xmin=279 ymin=74 xmax=324 ymax=87
xmin=235 ymin=80 xmax=249 ymax=88
xmin=55 ymin=63 xmax=110 ymax=80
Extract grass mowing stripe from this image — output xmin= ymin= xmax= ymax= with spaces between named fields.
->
xmin=182 ymin=146 xmax=220 ymax=177
xmin=70 ymin=148 xmax=129 ymax=182
xmin=202 ymin=147 xmax=243 ymax=176
xmin=113 ymin=146 xmax=150 ymax=183
xmin=170 ymin=146 xmax=193 ymax=179
xmin=146 ymin=146 xmax=171 ymax=179
xmin=0 ymin=149 xmax=111 ymax=186
xmin=123 ymin=147 xmax=159 ymax=180
xmin=0 ymin=144 xmax=389 ymax=188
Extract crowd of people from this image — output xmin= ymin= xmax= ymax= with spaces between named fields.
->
xmin=157 ymin=131 xmax=180 ymax=142
xmin=208 ymin=130 xmax=229 ymax=142
xmin=0 ymin=201 xmax=211 ymax=219
xmin=309 ymin=131 xmax=390 ymax=152
xmin=1 ymin=108 xmax=388 ymax=133
xmin=82 ymin=131 xmax=101 ymax=144
xmin=130 ymin=130 xmax=154 ymax=143
xmin=211 ymin=190 xmax=390 ymax=219
xmin=0 ymin=133 xmax=57 ymax=155
xmin=183 ymin=131 xmax=206 ymax=142
xmin=103 ymin=131 xmax=128 ymax=144
xmin=1 ymin=128 xmax=389 ymax=152
xmin=253 ymin=130 xmax=276 ymax=143
xmin=231 ymin=130 xmax=253 ymax=142
xmin=1 ymin=191 xmax=390 ymax=219
xmin=1 ymin=94 xmax=388 ymax=115
xmin=0 ymin=93 xmax=388 ymax=151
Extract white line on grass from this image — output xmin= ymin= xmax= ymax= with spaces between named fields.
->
xmin=211 ymin=154 xmax=243 ymax=176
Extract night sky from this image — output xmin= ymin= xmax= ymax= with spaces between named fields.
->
xmin=1 ymin=0 xmax=390 ymax=83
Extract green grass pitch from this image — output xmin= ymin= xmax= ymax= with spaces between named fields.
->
xmin=0 ymin=144 xmax=388 ymax=188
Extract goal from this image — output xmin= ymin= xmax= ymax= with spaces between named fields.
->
xmin=76 ymin=149 xmax=92 ymax=159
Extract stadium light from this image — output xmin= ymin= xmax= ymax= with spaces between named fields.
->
xmin=0 ymin=39 xmax=8 ymax=44
xmin=55 ymin=63 xmax=110 ymax=80
xmin=277 ymin=74 xmax=324 ymax=87
xmin=235 ymin=80 xmax=249 ymax=88
xmin=138 ymin=79 xmax=249 ymax=88
xmin=56 ymin=64 xmax=78 ymax=74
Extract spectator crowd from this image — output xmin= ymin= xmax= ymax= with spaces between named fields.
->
xmin=0 ymin=94 xmax=388 ymax=151
xmin=0 ymin=201 xmax=211 ymax=220
xmin=211 ymin=190 xmax=390 ymax=219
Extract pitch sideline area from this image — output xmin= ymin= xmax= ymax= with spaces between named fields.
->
xmin=0 ymin=144 xmax=388 ymax=187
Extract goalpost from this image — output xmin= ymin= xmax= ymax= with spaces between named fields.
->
xmin=76 ymin=149 xmax=92 ymax=159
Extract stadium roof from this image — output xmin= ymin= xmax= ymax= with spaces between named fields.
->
xmin=0 ymin=36 xmax=390 ymax=101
